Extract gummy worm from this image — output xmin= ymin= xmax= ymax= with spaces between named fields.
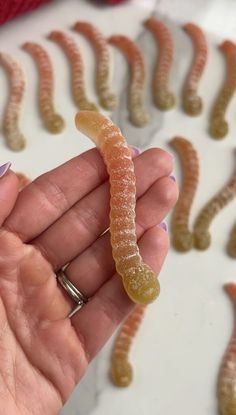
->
xmin=48 ymin=30 xmax=98 ymax=111
xmin=108 ymin=34 xmax=150 ymax=127
xmin=0 ymin=53 xmax=26 ymax=151
xmin=227 ymin=222 xmax=236 ymax=258
xmin=111 ymin=304 xmax=146 ymax=387
xmin=170 ymin=137 xmax=199 ymax=252
xmin=72 ymin=21 xmax=117 ymax=110
xmin=75 ymin=111 xmax=160 ymax=305
xmin=182 ymin=23 xmax=208 ymax=116
xmin=193 ymin=163 xmax=236 ymax=250
xmin=217 ymin=283 xmax=236 ymax=415
xmin=22 ymin=42 xmax=65 ymax=134
xmin=209 ymin=40 xmax=236 ymax=139
xmin=144 ymin=17 xmax=175 ymax=110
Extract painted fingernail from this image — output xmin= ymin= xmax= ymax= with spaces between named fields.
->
xmin=158 ymin=221 xmax=168 ymax=232
xmin=130 ymin=145 xmax=141 ymax=156
xmin=0 ymin=162 xmax=11 ymax=178
xmin=169 ymin=175 xmax=176 ymax=182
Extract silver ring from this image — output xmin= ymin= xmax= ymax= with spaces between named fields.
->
xmin=57 ymin=268 xmax=88 ymax=318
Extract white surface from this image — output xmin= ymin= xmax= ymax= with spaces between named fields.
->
xmin=0 ymin=1 xmax=236 ymax=414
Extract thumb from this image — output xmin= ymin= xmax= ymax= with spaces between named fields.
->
xmin=0 ymin=163 xmax=19 ymax=226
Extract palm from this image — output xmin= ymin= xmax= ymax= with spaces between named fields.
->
xmin=0 ymin=148 xmax=177 ymax=414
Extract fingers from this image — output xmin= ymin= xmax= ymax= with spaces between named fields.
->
xmin=31 ymin=149 xmax=174 ymax=269
xmin=60 ymin=176 xmax=177 ymax=298
xmin=5 ymin=147 xmax=172 ymax=242
xmin=0 ymin=168 xmax=19 ymax=227
xmin=72 ymin=225 xmax=167 ymax=361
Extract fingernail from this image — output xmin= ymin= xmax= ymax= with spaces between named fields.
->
xmin=158 ymin=222 xmax=168 ymax=232
xmin=130 ymin=145 xmax=141 ymax=156
xmin=169 ymin=175 xmax=176 ymax=182
xmin=0 ymin=162 xmax=11 ymax=178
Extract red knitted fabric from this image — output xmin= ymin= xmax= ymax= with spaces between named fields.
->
xmin=0 ymin=0 xmax=52 ymax=25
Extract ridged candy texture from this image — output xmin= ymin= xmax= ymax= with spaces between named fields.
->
xmin=111 ymin=304 xmax=146 ymax=387
xmin=182 ymin=23 xmax=208 ymax=116
xmin=73 ymin=21 xmax=117 ymax=110
xmin=0 ymin=53 xmax=26 ymax=151
xmin=75 ymin=111 xmax=160 ymax=305
xmin=144 ymin=17 xmax=175 ymax=111
xmin=22 ymin=42 xmax=65 ymax=134
xmin=218 ymin=283 xmax=236 ymax=415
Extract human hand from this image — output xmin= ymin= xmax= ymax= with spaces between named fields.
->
xmin=0 ymin=147 xmax=177 ymax=414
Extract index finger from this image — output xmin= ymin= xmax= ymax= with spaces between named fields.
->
xmin=4 ymin=148 xmax=173 ymax=242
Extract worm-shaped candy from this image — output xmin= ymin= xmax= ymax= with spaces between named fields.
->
xmin=16 ymin=172 xmax=31 ymax=191
xmin=170 ymin=137 xmax=199 ymax=252
xmin=144 ymin=17 xmax=175 ymax=111
xmin=73 ymin=21 xmax=117 ymax=111
xmin=182 ymin=23 xmax=208 ymax=116
xmin=193 ymin=165 xmax=236 ymax=250
xmin=22 ymin=42 xmax=65 ymax=134
xmin=218 ymin=283 xmax=236 ymax=415
xmin=209 ymin=40 xmax=236 ymax=139
xmin=111 ymin=304 xmax=146 ymax=387
xmin=0 ymin=53 xmax=26 ymax=151
xmin=48 ymin=31 xmax=98 ymax=111
xmin=108 ymin=35 xmax=150 ymax=127
xmin=227 ymin=222 xmax=236 ymax=258
xmin=75 ymin=111 xmax=160 ymax=305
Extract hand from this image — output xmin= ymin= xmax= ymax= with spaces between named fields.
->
xmin=0 ymin=147 xmax=177 ymax=414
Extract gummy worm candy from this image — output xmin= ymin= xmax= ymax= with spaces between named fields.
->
xmin=110 ymin=304 xmax=146 ymax=387
xmin=144 ymin=17 xmax=175 ymax=111
xmin=182 ymin=23 xmax=207 ymax=116
xmin=209 ymin=40 xmax=236 ymax=139
xmin=75 ymin=111 xmax=160 ymax=305
xmin=170 ymin=136 xmax=199 ymax=252
xmin=48 ymin=31 xmax=98 ymax=111
xmin=227 ymin=222 xmax=236 ymax=258
xmin=193 ymin=163 xmax=236 ymax=250
xmin=108 ymin=34 xmax=150 ymax=127
xmin=0 ymin=53 xmax=26 ymax=151
xmin=217 ymin=283 xmax=236 ymax=415
xmin=72 ymin=21 xmax=117 ymax=111
xmin=22 ymin=42 xmax=65 ymax=134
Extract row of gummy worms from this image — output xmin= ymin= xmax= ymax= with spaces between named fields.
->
xmin=1 ymin=18 xmax=236 ymax=152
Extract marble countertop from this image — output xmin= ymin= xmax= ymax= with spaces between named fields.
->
xmin=1 ymin=1 xmax=236 ymax=414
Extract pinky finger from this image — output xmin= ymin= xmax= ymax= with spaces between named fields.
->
xmin=0 ymin=164 xmax=19 ymax=226
xmin=72 ymin=225 xmax=169 ymax=362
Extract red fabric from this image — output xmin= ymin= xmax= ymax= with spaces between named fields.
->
xmin=0 ymin=0 xmax=52 ymax=25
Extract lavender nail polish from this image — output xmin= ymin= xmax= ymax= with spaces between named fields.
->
xmin=158 ymin=222 xmax=168 ymax=232
xmin=0 ymin=162 xmax=11 ymax=178
xmin=130 ymin=145 xmax=141 ymax=156
xmin=169 ymin=175 xmax=176 ymax=182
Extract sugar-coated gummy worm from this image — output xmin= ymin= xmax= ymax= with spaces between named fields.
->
xmin=182 ymin=23 xmax=208 ymax=116
xmin=0 ymin=53 xmax=26 ymax=151
xmin=110 ymin=304 xmax=146 ymax=387
xmin=75 ymin=111 xmax=160 ymax=305
xmin=193 ymin=164 xmax=236 ymax=250
xmin=22 ymin=42 xmax=65 ymax=134
xmin=72 ymin=21 xmax=117 ymax=111
xmin=217 ymin=283 xmax=236 ymax=415
xmin=48 ymin=31 xmax=98 ymax=111
xmin=15 ymin=172 xmax=30 ymax=191
xmin=108 ymin=35 xmax=150 ymax=127
xmin=144 ymin=17 xmax=175 ymax=111
xmin=209 ymin=40 xmax=236 ymax=139
xmin=170 ymin=137 xmax=199 ymax=252
xmin=227 ymin=222 xmax=236 ymax=258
